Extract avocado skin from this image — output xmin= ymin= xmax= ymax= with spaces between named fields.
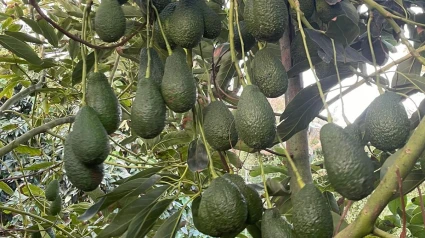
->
xmin=292 ymin=184 xmax=333 ymax=238
xmin=68 ymin=106 xmax=110 ymax=165
xmin=320 ymin=123 xmax=375 ymax=200
xmin=235 ymin=85 xmax=276 ymax=149
xmin=161 ymin=48 xmax=196 ymax=113
xmin=244 ymin=0 xmax=288 ymax=42
xmin=167 ymin=0 xmax=204 ymax=48
xmin=138 ymin=47 xmax=164 ymax=86
xmin=49 ymin=195 xmax=62 ymax=215
xmin=154 ymin=2 xmax=177 ymax=50
xmin=203 ymin=101 xmax=238 ymax=151
xmin=131 ymin=79 xmax=166 ymax=139
xmin=86 ymin=72 xmax=122 ymax=135
xmin=63 ymin=141 xmax=104 ymax=192
xmin=343 ymin=123 xmax=365 ymax=146
xmin=193 ymin=177 xmax=248 ymax=237
xmin=299 ymin=0 xmax=315 ymax=18
xmin=365 ymin=92 xmax=410 ymax=151
xmin=152 ymin=0 xmax=171 ymax=12
xmin=251 ymin=48 xmax=288 ymax=98
xmin=234 ymin=21 xmax=256 ymax=53
xmin=197 ymin=0 xmax=222 ymax=39
xmin=261 ymin=208 xmax=293 ymax=238
xmin=290 ymin=33 xmax=318 ymax=65
xmin=316 ymin=0 xmax=344 ymax=23
xmin=45 ymin=179 xmax=59 ymax=201
xmin=94 ymin=0 xmax=126 ymax=42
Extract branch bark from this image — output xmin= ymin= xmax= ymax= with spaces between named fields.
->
xmin=0 ymin=80 xmax=44 ymax=117
xmin=336 ymin=116 xmax=425 ymax=237
xmin=0 ymin=116 xmax=75 ymax=158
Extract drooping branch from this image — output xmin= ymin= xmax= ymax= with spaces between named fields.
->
xmin=0 ymin=80 xmax=44 ymax=117
xmin=29 ymin=0 xmax=139 ymax=50
xmin=335 ymin=116 xmax=425 ymax=237
xmin=0 ymin=116 xmax=75 ymax=158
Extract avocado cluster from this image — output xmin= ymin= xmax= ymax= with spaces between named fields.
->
xmin=192 ymin=174 xmax=263 ymax=237
xmin=261 ymin=208 xmax=293 ymax=238
xmin=94 ymin=0 xmax=126 ymax=42
xmin=45 ymin=179 xmax=61 ymax=215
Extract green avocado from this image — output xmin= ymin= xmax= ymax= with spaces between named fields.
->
xmin=251 ymin=48 xmax=288 ymax=98
xmin=68 ymin=106 xmax=110 ymax=165
xmin=152 ymin=0 xmax=171 ymax=12
xmin=86 ymin=72 xmax=122 ymax=135
xmin=203 ymin=101 xmax=238 ymax=151
xmin=138 ymin=47 xmax=164 ymax=86
xmin=45 ymin=179 xmax=59 ymax=201
xmin=343 ymin=123 xmax=364 ymax=146
xmin=365 ymin=92 xmax=410 ymax=151
xmin=292 ymin=184 xmax=333 ymax=238
xmin=290 ymin=32 xmax=319 ymax=65
xmin=94 ymin=0 xmax=126 ymax=42
xmin=154 ymin=2 xmax=177 ymax=50
xmin=131 ymin=78 xmax=166 ymax=139
xmin=320 ymin=123 xmax=375 ymax=200
xmin=233 ymin=21 xmax=256 ymax=53
xmin=197 ymin=0 xmax=222 ymax=39
xmin=235 ymin=85 xmax=276 ymax=149
xmin=194 ymin=176 xmax=248 ymax=237
xmin=244 ymin=0 xmax=288 ymax=42
xmin=261 ymin=208 xmax=293 ymax=238
xmin=49 ymin=195 xmax=62 ymax=216
xmin=316 ymin=0 xmax=344 ymax=23
xmin=299 ymin=0 xmax=315 ymax=19
xmin=161 ymin=48 xmax=197 ymax=113
xmin=64 ymin=141 xmax=104 ymax=192
xmin=167 ymin=0 xmax=204 ymax=48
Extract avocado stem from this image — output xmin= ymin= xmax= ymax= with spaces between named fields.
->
xmin=145 ymin=0 xmax=151 ymax=79
xmin=259 ymin=155 xmax=273 ymax=209
xmin=198 ymin=44 xmax=216 ymax=101
xmin=152 ymin=5 xmax=173 ymax=56
xmin=277 ymin=136 xmax=305 ymax=189
xmin=80 ymin=0 xmax=90 ymax=106
xmin=197 ymin=109 xmax=219 ymax=179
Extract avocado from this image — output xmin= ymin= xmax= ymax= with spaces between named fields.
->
xmin=154 ymin=2 xmax=177 ymax=50
xmin=246 ymin=224 xmax=262 ymax=238
xmin=86 ymin=72 xmax=122 ymax=135
xmin=299 ymin=0 xmax=315 ymax=19
xmin=320 ymin=123 xmax=375 ymax=200
xmin=197 ymin=0 xmax=222 ymax=39
xmin=233 ymin=21 xmax=256 ymax=53
xmin=68 ymin=106 xmax=110 ymax=165
xmin=316 ymin=0 xmax=344 ymax=23
xmin=261 ymin=208 xmax=293 ymax=238
xmin=292 ymin=184 xmax=333 ymax=238
xmin=203 ymin=101 xmax=238 ymax=151
xmin=194 ymin=176 xmax=248 ymax=236
xmin=45 ymin=179 xmax=59 ymax=201
xmin=117 ymin=0 xmax=128 ymax=5
xmin=138 ymin=47 xmax=164 ymax=86
xmin=235 ymin=85 xmax=276 ymax=149
xmin=365 ymin=92 xmax=410 ymax=151
xmin=152 ymin=0 xmax=171 ymax=12
xmin=290 ymin=32 xmax=319 ymax=65
xmin=131 ymin=78 xmax=166 ymax=139
xmin=167 ymin=0 xmax=204 ymax=48
xmin=94 ymin=0 xmax=126 ymax=42
xmin=244 ymin=0 xmax=288 ymax=42
xmin=343 ymin=123 xmax=364 ymax=146
xmin=64 ymin=141 xmax=104 ymax=192
xmin=251 ymin=48 xmax=288 ymax=98
xmin=222 ymin=174 xmax=263 ymax=224
xmin=48 ymin=195 xmax=62 ymax=216
xmin=161 ymin=48 xmax=197 ymax=113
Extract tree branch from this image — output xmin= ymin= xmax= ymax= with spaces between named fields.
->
xmin=0 ymin=163 xmax=62 ymax=182
xmin=0 ymin=80 xmax=44 ymax=117
xmin=29 ymin=0 xmax=139 ymax=50
xmin=335 ymin=116 xmax=425 ymax=237
xmin=0 ymin=116 xmax=75 ymax=158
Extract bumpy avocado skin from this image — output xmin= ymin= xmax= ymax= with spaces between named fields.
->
xmin=63 ymin=141 xmax=104 ymax=192
xmin=49 ymin=195 xmax=62 ymax=216
xmin=261 ymin=208 xmax=293 ymax=238
xmin=365 ymin=92 xmax=410 ymax=151
xmin=86 ymin=72 xmax=122 ymax=135
xmin=292 ymin=184 xmax=333 ymax=238
xmin=131 ymin=79 xmax=166 ymax=139
xmin=316 ymin=0 xmax=344 ymax=23
xmin=95 ymin=0 xmax=126 ymax=42
xmin=244 ymin=0 xmax=288 ymax=42
xmin=235 ymin=85 xmax=276 ymax=149
xmin=343 ymin=123 xmax=364 ymax=146
xmin=45 ymin=179 xmax=59 ymax=201
xmin=320 ymin=123 xmax=375 ymax=200
xmin=167 ymin=0 xmax=204 ymax=48
xmin=194 ymin=177 xmax=248 ymax=237
xmin=197 ymin=0 xmax=222 ymax=39
xmin=251 ymin=48 xmax=288 ymax=98
xmin=154 ymin=2 xmax=177 ymax=50
xmin=299 ymin=0 xmax=315 ymax=19
xmin=161 ymin=48 xmax=197 ymax=113
xmin=203 ymin=101 xmax=238 ymax=151
xmin=233 ymin=21 xmax=256 ymax=53
xmin=138 ymin=47 xmax=164 ymax=86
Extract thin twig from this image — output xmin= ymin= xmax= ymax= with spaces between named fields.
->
xmin=0 ymin=163 xmax=62 ymax=182
xmin=396 ymin=168 xmax=407 ymax=238
xmin=335 ymin=199 xmax=353 ymax=235
xmin=373 ymin=227 xmax=398 ymax=238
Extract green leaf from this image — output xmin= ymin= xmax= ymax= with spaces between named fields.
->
xmin=57 ymin=17 xmax=72 ymax=41
xmin=153 ymin=209 xmax=184 ymax=238
xmin=410 ymin=212 xmax=425 ymax=225
xmin=187 ymin=139 xmax=209 ymax=172
xmin=332 ymin=211 xmax=349 ymax=234
xmin=391 ymin=57 xmax=422 ymax=93
xmin=97 ymin=185 xmax=169 ymax=238
xmin=325 ymin=15 xmax=359 ymax=46
xmin=0 ymin=181 xmax=14 ymax=196
xmin=37 ymin=19 xmax=59 ymax=48
xmin=411 ymin=195 xmax=425 ymax=206
xmin=153 ymin=131 xmax=193 ymax=152
xmin=2 ymin=123 xmax=18 ymax=131
xmin=24 ymin=162 xmax=54 ymax=171
xmin=388 ymin=196 xmax=406 ymax=215
xmin=0 ymin=35 xmax=43 ymax=65
xmin=250 ymin=165 xmax=287 ymax=177
xmin=114 ymin=167 xmax=164 ymax=185
xmin=323 ymin=191 xmax=340 ymax=214
xmin=71 ymin=52 xmax=95 ymax=85
xmin=15 ymin=145 xmax=42 ymax=156
xmin=408 ymin=224 xmax=425 ymax=238
xmin=21 ymin=184 xmax=44 ymax=197
xmin=225 ymin=151 xmax=242 ymax=169
xmin=126 ymin=198 xmax=174 ymax=238
xmin=68 ymin=39 xmax=80 ymax=60
xmin=4 ymin=31 xmax=43 ymax=44
xmin=20 ymin=17 xmax=43 ymax=35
